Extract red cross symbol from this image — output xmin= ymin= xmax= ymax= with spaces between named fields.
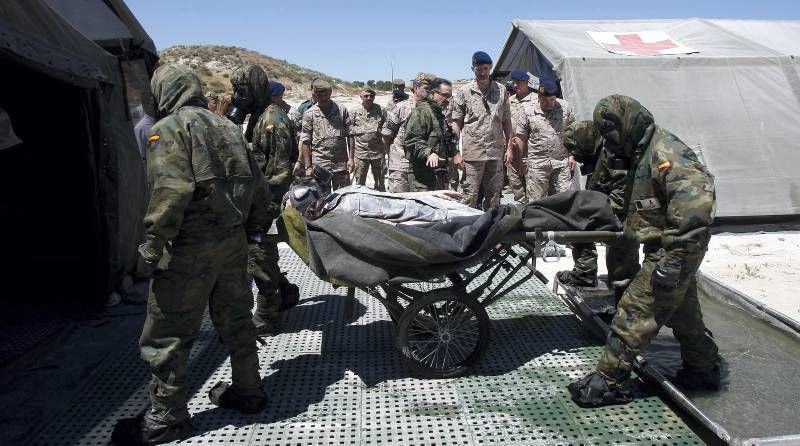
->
xmin=605 ymin=33 xmax=679 ymax=55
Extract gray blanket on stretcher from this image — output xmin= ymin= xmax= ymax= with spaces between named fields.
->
xmin=297 ymin=189 xmax=622 ymax=286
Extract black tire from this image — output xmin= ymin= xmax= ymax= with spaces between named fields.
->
xmin=395 ymin=288 xmax=490 ymax=379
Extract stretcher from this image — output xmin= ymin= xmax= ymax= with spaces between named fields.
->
xmin=283 ymin=202 xmax=623 ymax=378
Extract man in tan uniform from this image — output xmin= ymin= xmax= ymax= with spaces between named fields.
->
xmin=506 ymin=70 xmax=536 ymax=205
xmin=350 ymin=87 xmax=386 ymax=190
xmin=512 ymin=76 xmax=576 ymax=202
xmin=452 ymin=51 xmax=512 ymax=209
xmin=300 ymin=80 xmax=353 ymax=192
xmin=382 ymin=75 xmax=429 ymax=193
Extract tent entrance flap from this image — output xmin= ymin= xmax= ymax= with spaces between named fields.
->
xmin=0 ymin=62 xmax=106 ymax=308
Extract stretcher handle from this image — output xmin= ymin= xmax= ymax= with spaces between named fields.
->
xmin=505 ymin=230 xmax=625 ymax=244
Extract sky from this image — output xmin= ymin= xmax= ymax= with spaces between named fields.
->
xmin=126 ymin=0 xmax=800 ymax=82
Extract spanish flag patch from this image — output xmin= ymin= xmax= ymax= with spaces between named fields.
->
xmin=657 ymin=161 xmax=671 ymax=171
xmin=148 ymin=135 xmax=160 ymax=143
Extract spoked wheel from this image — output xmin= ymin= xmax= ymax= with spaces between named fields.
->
xmin=395 ymin=288 xmax=490 ymax=379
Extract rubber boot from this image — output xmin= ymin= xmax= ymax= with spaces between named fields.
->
xmin=208 ymin=381 xmax=267 ymax=414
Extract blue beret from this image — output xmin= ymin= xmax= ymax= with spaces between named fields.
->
xmin=510 ymin=70 xmax=529 ymax=81
xmin=538 ymin=76 xmax=558 ymax=96
xmin=472 ymin=51 xmax=492 ymax=66
xmin=269 ymin=81 xmax=285 ymax=96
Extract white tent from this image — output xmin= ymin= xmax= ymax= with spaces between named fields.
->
xmin=494 ymin=19 xmax=800 ymax=218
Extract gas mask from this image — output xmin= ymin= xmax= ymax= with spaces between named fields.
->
xmin=598 ymin=119 xmax=630 ymax=170
xmin=226 ymin=83 xmax=253 ymax=125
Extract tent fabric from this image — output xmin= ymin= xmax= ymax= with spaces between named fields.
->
xmin=494 ymin=18 xmax=800 ymax=217
xmin=283 ymin=190 xmax=620 ymax=287
xmin=0 ymin=0 xmax=149 ymax=302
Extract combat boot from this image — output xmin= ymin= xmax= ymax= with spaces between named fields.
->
xmin=673 ymin=364 xmax=721 ymax=391
xmin=208 ymin=381 xmax=267 ymax=414
xmin=279 ymin=274 xmax=300 ymax=310
xmin=556 ymin=270 xmax=598 ymax=288
xmin=111 ymin=414 xmax=192 ymax=445
xmin=253 ymin=312 xmax=283 ymax=336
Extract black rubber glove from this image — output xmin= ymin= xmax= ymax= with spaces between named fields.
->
xmin=651 ymin=263 xmax=681 ymax=293
xmin=136 ymin=255 xmax=158 ymax=279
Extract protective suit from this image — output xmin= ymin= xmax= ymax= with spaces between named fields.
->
xmin=113 ymin=64 xmax=268 ymax=445
xmin=249 ymin=83 xmax=300 ymax=335
xmin=558 ymin=121 xmax=640 ymax=292
xmin=227 ymin=64 xmax=270 ymax=143
xmin=569 ymin=95 xmax=720 ymax=408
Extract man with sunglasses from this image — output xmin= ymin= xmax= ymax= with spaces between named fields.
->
xmin=403 ymin=78 xmax=456 ymax=191
xmin=350 ymin=87 xmax=387 ymax=191
xmin=452 ymin=51 xmax=513 ymax=209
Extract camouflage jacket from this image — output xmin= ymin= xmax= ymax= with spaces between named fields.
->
xmin=509 ymin=92 xmax=535 ymax=159
xmin=381 ymin=98 xmax=416 ymax=172
xmin=452 ymin=80 xmax=510 ymax=161
xmin=141 ymin=64 xmax=268 ymax=261
xmin=589 ymin=150 xmax=628 ymax=217
xmin=349 ymin=103 xmax=385 ymax=160
xmin=300 ymin=101 xmax=351 ymax=172
xmin=252 ymin=103 xmax=298 ymax=188
xmin=516 ymin=98 xmax=575 ymax=166
xmin=596 ymin=95 xmax=715 ymax=273
xmin=403 ymin=99 xmax=450 ymax=189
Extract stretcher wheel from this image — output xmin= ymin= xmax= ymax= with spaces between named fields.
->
xmin=395 ymin=289 xmax=489 ymax=379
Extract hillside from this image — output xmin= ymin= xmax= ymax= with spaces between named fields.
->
xmin=159 ymin=45 xmax=356 ymax=97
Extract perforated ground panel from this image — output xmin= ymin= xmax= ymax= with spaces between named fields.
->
xmin=29 ymin=246 xmax=702 ymax=445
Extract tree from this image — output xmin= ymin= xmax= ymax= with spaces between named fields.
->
xmin=367 ymin=80 xmax=375 ymax=88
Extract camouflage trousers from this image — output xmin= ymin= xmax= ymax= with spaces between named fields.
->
xmin=354 ymin=156 xmax=386 ymax=191
xmin=447 ymin=158 xmax=461 ymax=192
xmin=506 ymin=159 xmax=527 ymax=205
xmin=526 ymin=159 xmax=572 ymax=201
xmin=571 ymin=231 xmax=641 ymax=289
xmin=319 ymin=170 xmax=351 ymax=194
xmin=251 ymin=182 xmax=292 ymax=323
xmin=139 ymin=230 xmax=262 ymax=422
xmin=596 ymin=249 xmax=719 ymax=383
xmin=463 ymin=159 xmax=503 ymax=210
xmin=387 ymin=169 xmax=411 ymax=193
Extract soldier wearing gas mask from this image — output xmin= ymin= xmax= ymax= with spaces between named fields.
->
xmin=557 ymin=121 xmax=640 ymax=297
xmin=228 ymin=65 xmax=300 ymax=336
xmin=568 ymin=95 xmax=721 ymax=408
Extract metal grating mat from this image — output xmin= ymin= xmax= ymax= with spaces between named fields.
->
xmin=29 ymin=246 xmax=702 ymax=445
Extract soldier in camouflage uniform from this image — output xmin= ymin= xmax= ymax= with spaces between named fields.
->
xmin=557 ymin=121 xmax=641 ymax=292
xmin=512 ymin=76 xmax=576 ymax=202
xmin=385 ymin=78 xmax=409 ymax=115
xmin=350 ymin=87 xmax=387 ymax=191
xmin=300 ymin=80 xmax=353 ymax=192
xmin=289 ymin=77 xmax=319 ymax=133
xmin=112 ymin=64 xmax=267 ymax=445
xmin=403 ymin=78 xmax=455 ymax=191
xmin=226 ymin=64 xmax=270 ymax=143
xmin=382 ymin=76 xmax=428 ymax=193
xmin=452 ymin=51 xmax=512 ymax=210
xmin=248 ymin=81 xmax=300 ymax=335
xmin=506 ymin=70 xmax=535 ymax=204
xmin=569 ymin=95 xmax=721 ymax=408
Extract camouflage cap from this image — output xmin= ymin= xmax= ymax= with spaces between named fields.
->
xmin=312 ymin=79 xmax=332 ymax=93
xmin=361 ymin=87 xmax=376 ymax=96
xmin=392 ymin=79 xmax=405 ymax=87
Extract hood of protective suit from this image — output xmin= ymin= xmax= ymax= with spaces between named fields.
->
xmin=151 ymin=64 xmax=207 ymax=116
xmin=592 ymin=95 xmax=654 ymax=157
xmin=563 ymin=120 xmax=601 ymax=162
xmin=230 ymin=64 xmax=270 ymax=111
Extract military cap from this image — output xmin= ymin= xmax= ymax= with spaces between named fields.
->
xmin=269 ymin=81 xmax=285 ymax=96
xmin=312 ymin=79 xmax=332 ymax=92
xmin=310 ymin=77 xmax=320 ymax=88
xmin=472 ymin=51 xmax=492 ymax=66
xmin=392 ymin=79 xmax=405 ymax=87
xmin=538 ymin=76 xmax=559 ymax=96
xmin=510 ymin=70 xmax=529 ymax=81
xmin=361 ymin=87 xmax=376 ymax=96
